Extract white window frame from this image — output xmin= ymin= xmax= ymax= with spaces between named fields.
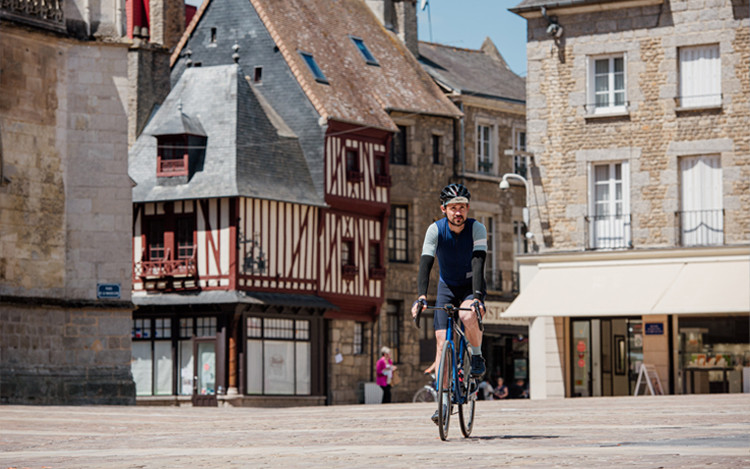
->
xmin=587 ymin=161 xmax=631 ymax=249
xmin=477 ymin=214 xmax=497 ymax=290
xmin=512 ymin=126 xmax=528 ymax=177
xmin=678 ymin=44 xmax=721 ymax=109
xmin=679 ymin=154 xmax=723 ymax=246
xmin=587 ymin=54 xmax=627 ymax=115
xmin=476 ymin=120 xmax=496 ymax=175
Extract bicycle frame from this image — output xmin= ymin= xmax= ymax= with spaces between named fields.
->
xmin=441 ymin=308 xmax=471 ymax=406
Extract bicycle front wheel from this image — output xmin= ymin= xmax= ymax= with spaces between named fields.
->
xmin=458 ymin=345 xmax=476 ymax=437
xmin=437 ymin=340 xmax=454 ymax=441
xmin=413 ymin=386 xmax=436 ymax=403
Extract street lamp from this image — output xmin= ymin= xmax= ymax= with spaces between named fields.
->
xmin=499 ymin=173 xmax=533 ymax=239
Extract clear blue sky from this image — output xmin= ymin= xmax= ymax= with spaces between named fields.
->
xmin=417 ymin=0 xmax=528 ymax=77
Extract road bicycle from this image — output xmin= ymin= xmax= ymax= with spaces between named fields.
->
xmin=412 ymin=373 xmax=437 ymax=403
xmin=414 ymin=302 xmax=482 ymax=440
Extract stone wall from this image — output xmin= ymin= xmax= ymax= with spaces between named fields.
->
xmin=524 ymin=0 xmax=749 ymax=252
xmin=1 ymin=303 xmax=135 ymax=404
xmin=0 ymin=25 xmax=135 ymax=404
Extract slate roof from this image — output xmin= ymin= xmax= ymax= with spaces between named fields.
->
xmin=172 ymin=0 xmax=461 ymax=132
xmin=418 ymin=40 xmax=525 ymax=104
xmin=129 ymin=64 xmax=324 ymax=206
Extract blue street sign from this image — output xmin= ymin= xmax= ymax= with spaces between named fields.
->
xmin=97 ymin=283 xmax=121 ymax=299
xmin=645 ymin=322 xmax=664 ymax=335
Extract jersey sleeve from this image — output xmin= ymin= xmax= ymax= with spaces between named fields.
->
xmin=472 ymin=221 xmax=488 ymax=252
xmin=421 ymin=223 xmax=439 ymax=257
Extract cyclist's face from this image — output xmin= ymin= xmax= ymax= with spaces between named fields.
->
xmin=442 ymin=203 xmax=468 ymax=227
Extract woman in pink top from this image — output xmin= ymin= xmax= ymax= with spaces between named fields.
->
xmin=376 ymin=346 xmax=396 ymax=403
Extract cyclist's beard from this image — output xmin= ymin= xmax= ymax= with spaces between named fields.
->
xmin=447 ymin=214 xmax=465 ymax=227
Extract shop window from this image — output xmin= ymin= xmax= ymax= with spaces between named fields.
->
xmin=131 ymin=318 xmax=174 ymax=396
xmin=246 ymin=317 xmax=311 ymax=395
xmin=354 ymin=322 xmax=366 ymax=355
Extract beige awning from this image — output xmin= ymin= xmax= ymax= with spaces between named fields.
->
xmin=502 ymin=256 xmax=750 ymax=318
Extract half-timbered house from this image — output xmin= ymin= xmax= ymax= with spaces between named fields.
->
xmin=129 ymin=0 xmax=459 ymax=405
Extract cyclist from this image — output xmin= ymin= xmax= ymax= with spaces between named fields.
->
xmin=410 ymin=183 xmax=487 ymax=424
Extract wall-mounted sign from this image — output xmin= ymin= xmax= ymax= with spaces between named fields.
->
xmin=97 ymin=283 xmax=121 ymax=299
xmin=645 ymin=322 xmax=664 ymax=335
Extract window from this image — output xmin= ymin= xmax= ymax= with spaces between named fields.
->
xmin=391 ymin=125 xmax=407 ymax=165
xmin=299 ymin=51 xmax=328 ymax=83
xmin=678 ymin=44 xmax=720 ymax=108
xmin=131 ymin=318 xmax=174 ymax=396
xmin=369 ymin=242 xmax=385 ymax=279
xmin=679 ymin=155 xmax=723 ymax=246
xmin=478 ymin=215 xmax=498 ymax=290
xmin=253 ymin=66 xmax=262 ymax=83
xmin=374 ymin=152 xmax=390 ymax=187
xmin=354 ymin=322 xmax=366 ymax=355
xmin=588 ymin=55 xmax=626 ymax=114
xmin=246 ymin=317 xmax=311 ymax=395
xmin=388 ymin=205 xmax=408 ymax=262
xmin=385 ymin=301 xmax=401 ymax=363
xmin=477 ymin=124 xmax=493 ymax=174
xmin=432 ymin=135 xmax=441 ymax=165
xmin=350 ymin=36 xmax=378 ymax=65
xmin=157 ymin=136 xmax=189 ymax=177
xmin=177 ymin=217 xmax=195 ymax=259
xmin=341 ymin=239 xmax=356 ymax=278
xmin=210 ymin=27 xmax=217 ymax=43
xmin=147 ymin=219 xmax=165 ymax=260
xmin=513 ymin=129 xmax=527 ymax=178
xmin=588 ymin=162 xmax=631 ymax=249
xmin=346 ymin=148 xmax=363 ymax=182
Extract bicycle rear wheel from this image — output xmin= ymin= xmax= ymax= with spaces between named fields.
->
xmin=437 ymin=340 xmax=453 ymax=441
xmin=413 ymin=386 xmax=436 ymax=403
xmin=458 ymin=345 xmax=476 ymax=437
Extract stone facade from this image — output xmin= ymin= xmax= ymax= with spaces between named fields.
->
xmin=523 ymin=0 xmax=749 ymax=252
xmin=511 ymin=0 xmax=749 ymax=399
xmin=0 ymin=20 xmax=135 ymax=404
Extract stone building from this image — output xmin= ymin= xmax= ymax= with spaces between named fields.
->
xmin=505 ymin=0 xmax=749 ymax=398
xmin=0 ymin=0 xmax=135 ymax=403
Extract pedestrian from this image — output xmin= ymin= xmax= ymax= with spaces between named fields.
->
xmin=493 ymin=377 xmax=509 ymax=399
xmin=376 ymin=346 xmax=396 ymax=403
xmin=510 ymin=378 xmax=529 ymax=399
xmin=477 ymin=378 xmax=494 ymax=401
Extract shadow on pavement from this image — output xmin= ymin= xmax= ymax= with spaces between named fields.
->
xmin=472 ymin=435 xmax=561 ymax=441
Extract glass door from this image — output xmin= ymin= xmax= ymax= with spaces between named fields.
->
xmin=192 ymin=339 xmax=217 ymax=407
xmin=572 ymin=320 xmax=591 ymax=397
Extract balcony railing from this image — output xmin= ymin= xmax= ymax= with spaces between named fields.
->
xmin=585 ymin=214 xmax=632 ymax=250
xmin=1 ymin=0 xmax=64 ymax=32
xmin=135 ymin=248 xmax=197 ymax=279
xmin=157 ymin=155 xmax=188 ymax=177
xmin=676 ymin=209 xmax=724 ymax=246
xmin=375 ymin=174 xmax=391 ymax=187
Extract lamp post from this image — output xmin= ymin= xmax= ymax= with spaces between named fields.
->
xmin=499 ymin=173 xmax=533 ymax=239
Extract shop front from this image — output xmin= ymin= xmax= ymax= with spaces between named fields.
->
xmin=130 ymin=291 xmax=331 ymax=406
xmin=502 ymin=247 xmax=750 ymax=399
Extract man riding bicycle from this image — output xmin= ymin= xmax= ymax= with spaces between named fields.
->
xmin=410 ymin=183 xmax=487 ymax=424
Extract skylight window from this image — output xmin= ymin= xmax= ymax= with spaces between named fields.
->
xmin=299 ymin=51 xmax=328 ymax=83
xmin=350 ymin=36 xmax=378 ymax=66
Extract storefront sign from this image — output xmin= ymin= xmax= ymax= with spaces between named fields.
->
xmin=645 ymin=323 xmax=664 ymax=335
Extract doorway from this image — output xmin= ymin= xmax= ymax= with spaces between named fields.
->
xmin=571 ymin=318 xmax=642 ymax=397
xmin=192 ymin=338 xmax=218 ymax=407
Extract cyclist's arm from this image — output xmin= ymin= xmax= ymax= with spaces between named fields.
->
xmin=417 ymin=223 xmax=439 ymax=297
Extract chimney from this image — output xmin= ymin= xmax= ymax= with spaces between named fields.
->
xmin=366 ymin=0 xmax=419 ymax=56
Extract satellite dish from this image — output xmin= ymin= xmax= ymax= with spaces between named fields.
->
xmin=420 ymin=0 xmax=428 ymax=11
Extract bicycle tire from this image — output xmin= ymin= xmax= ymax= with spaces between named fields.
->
xmin=437 ymin=340 xmax=453 ymax=441
xmin=458 ymin=344 xmax=476 ymax=437
xmin=412 ymin=386 xmax=436 ymax=403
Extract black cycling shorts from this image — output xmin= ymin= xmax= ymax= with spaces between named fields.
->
xmin=433 ymin=279 xmax=483 ymax=331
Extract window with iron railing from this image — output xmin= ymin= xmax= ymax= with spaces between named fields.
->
xmin=677 ymin=44 xmax=721 ymax=110
xmin=679 ymin=154 xmax=723 ymax=246
xmin=587 ymin=162 xmax=632 ymax=250
xmin=477 ymin=124 xmax=494 ymax=174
